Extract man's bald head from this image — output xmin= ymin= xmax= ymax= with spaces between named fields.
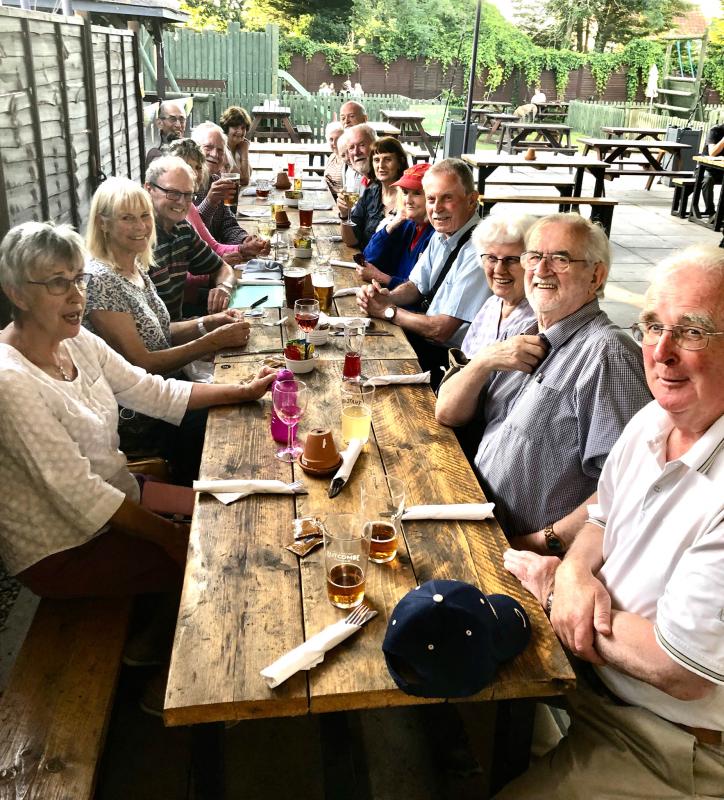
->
xmin=340 ymin=101 xmax=368 ymax=128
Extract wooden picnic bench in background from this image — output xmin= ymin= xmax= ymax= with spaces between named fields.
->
xmin=0 ymin=596 xmax=130 ymax=799
xmin=478 ymin=195 xmax=618 ymax=236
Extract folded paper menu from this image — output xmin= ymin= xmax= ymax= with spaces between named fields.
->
xmin=328 ymin=439 xmax=364 ymax=498
xmin=193 ymin=479 xmax=307 ymax=505
xmin=260 ymin=617 xmax=368 ymax=688
xmin=364 ymin=372 xmax=431 ymax=387
xmin=401 ymin=503 xmax=495 ymax=521
xmin=332 ymin=287 xmax=359 ymax=298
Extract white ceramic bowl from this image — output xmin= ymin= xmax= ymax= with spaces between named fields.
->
xmin=293 ymin=246 xmax=313 ymax=259
xmin=285 ymin=197 xmax=299 ymax=208
xmin=284 ymin=352 xmax=318 ymax=374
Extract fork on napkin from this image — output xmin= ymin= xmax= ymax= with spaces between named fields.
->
xmin=260 ymin=602 xmax=377 ymax=688
xmin=193 ymin=479 xmax=307 ymax=505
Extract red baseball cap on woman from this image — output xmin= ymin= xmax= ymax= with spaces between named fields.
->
xmin=391 ymin=162 xmax=431 ymax=191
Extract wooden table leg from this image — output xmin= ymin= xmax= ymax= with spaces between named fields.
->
xmin=190 ymin=722 xmax=225 ymax=800
xmin=489 ymin=698 xmax=536 ymax=795
xmin=320 ymin=711 xmax=372 ymax=800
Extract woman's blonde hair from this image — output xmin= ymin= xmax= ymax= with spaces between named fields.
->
xmin=86 ymin=176 xmax=156 ymax=272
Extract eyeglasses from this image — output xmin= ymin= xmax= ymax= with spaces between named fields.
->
xmin=200 ymin=144 xmax=225 ymax=156
xmin=481 ymin=254 xmax=521 ymax=268
xmin=630 ymin=322 xmax=724 ymax=351
xmin=27 ymin=273 xmax=91 ymax=295
xmin=160 ymin=115 xmax=186 ymax=125
xmin=148 ymin=182 xmax=194 ymax=203
xmin=521 ymin=251 xmax=589 ymax=272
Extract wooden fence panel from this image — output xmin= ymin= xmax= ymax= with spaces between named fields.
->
xmin=0 ymin=8 xmax=143 ymax=246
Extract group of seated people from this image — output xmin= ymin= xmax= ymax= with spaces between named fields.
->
xmin=0 ymin=102 xmax=721 ymax=792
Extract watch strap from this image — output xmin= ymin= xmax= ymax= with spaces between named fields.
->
xmin=544 ymin=525 xmax=566 ymax=555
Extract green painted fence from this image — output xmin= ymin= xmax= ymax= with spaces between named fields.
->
xmin=188 ymin=92 xmax=411 ymax=142
xmin=142 ymin=23 xmax=278 ymax=97
xmin=568 ymin=100 xmax=721 ymax=140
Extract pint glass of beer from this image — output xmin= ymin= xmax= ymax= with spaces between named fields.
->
xmin=221 ymin=172 xmax=241 ymax=206
xmin=312 ymin=266 xmax=334 ymax=313
xmin=361 ymin=476 xmax=406 ymax=564
xmin=323 ymin=513 xmax=370 ymax=609
xmin=340 ymin=381 xmax=374 ymax=445
xmin=283 ymin=264 xmax=309 ymax=308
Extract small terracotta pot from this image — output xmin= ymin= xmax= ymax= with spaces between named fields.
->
xmin=523 ymin=147 xmax=537 ymax=161
xmin=275 ymin=171 xmax=292 ymax=190
xmin=275 ymin=210 xmax=291 ymax=229
xmin=299 ymin=428 xmax=342 ymax=476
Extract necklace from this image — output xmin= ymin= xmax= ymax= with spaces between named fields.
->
xmin=55 ymin=357 xmax=73 ymax=382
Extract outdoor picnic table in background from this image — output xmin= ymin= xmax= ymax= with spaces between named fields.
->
xmin=480 ymin=112 xmax=520 ymax=142
xmin=534 ymin=102 xmax=569 ymax=123
xmin=600 ymin=126 xmax=668 ymax=141
xmin=369 ymin=120 xmax=401 ymax=138
xmin=579 ymin=137 xmax=693 ymax=188
xmin=689 ymin=155 xmax=724 ymax=230
xmin=472 ymin=100 xmax=512 ymax=112
xmin=248 ymin=106 xmax=301 ymax=143
xmin=497 ymin=122 xmax=573 ymax=155
xmin=380 ymin=109 xmax=439 ymax=158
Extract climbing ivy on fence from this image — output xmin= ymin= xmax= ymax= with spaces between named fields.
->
xmin=279 ymin=1 xmax=668 ymax=100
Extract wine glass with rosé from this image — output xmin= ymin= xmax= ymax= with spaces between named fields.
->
xmin=294 ymin=298 xmax=320 ymax=359
xmin=272 ymin=379 xmax=309 ymax=462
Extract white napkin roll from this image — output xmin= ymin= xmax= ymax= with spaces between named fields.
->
xmin=330 ymin=259 xmax=358 ymax=269
xmin=260 ymin=620 xmax=360 ymax=688
xmin=243 ymin=258 xmax=284 ymax=273
xmin=236 ymin=278 xmax=283 ymax=286
xmin=193 ymin=479 xmax=305 ymax=506
xmin=333 ymin=287 xmax=360 ymax=298
xmin=333 ymin=439 xmax=364 ymax=484
xmin=364 ymin=372 xmax=431 ymax=387
xmin=401 ymin=503 xmax=495 ymax=521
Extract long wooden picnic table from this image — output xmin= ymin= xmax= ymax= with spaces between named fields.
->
xmin=497 ymin=122 xmax=573 ymax=155
xmin=600 ymin=126 xmax=668 ymax=140
xmin=164 ymin=185 xmax=575 ymax=756
xmin=578 ymin=137 xmax=693 ymax=188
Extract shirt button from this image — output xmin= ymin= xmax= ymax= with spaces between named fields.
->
xmin=653 ymin=485 xmax=661 ymax=493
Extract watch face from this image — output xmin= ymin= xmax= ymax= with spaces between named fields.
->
xmin=384 ymin=307 xmax=395 ymax=319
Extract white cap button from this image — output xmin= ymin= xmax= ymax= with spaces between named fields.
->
xmin=433 ymin=593 xmax=444 ymax=603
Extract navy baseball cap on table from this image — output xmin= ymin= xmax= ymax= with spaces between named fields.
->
xmin=382 ymin=579 xmax=532 ymax=698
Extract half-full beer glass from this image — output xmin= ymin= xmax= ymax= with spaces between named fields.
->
xmin=323 ymin=513 xmax=370 ymax=609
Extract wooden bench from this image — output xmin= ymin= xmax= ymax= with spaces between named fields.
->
xmin=671 ymin=177 xmax=696 ymax=218
xmin=0 ymin=596 xmax=130 ymax=799
xmin=479 ymin=195 xmax=618 ymax=235
xmin=511 ymin=144 xmax=578 ymax=157
xmin=176 ymin=78 xmax=228 ymax=94
xmin=295 ymin=124 xmax=314 ymax=142
xmin=486 ymin=176 xmax=576 ymax=192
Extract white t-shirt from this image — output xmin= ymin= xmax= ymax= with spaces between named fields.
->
xmin=593 ymin=401 xmax=724 ymax=729
xmin=0 ymin=327 xmax=192 ymax=574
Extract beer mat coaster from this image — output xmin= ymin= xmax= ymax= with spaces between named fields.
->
xmin=237 ymin=207 xmax=273 ymax=218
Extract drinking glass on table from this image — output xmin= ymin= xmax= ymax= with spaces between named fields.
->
xmin=315 ymin=235 xmax=334 ymax=268
xmin=221 ymin=172 xmax=240 ymax=207
xmin=323 ymin=513 xmax=370 ymax=609
xmin=272 ymin=379 xmax=309 ymax=462
xmin=255 ymin=178 xmax=272 ymax=202
xmin=298 ymin=198 xmax=314 ymax=227
xmin=340 ymin=190 xmax=359 ymax=227
xmin=312 ymin=266 xmax=334 ymax=313
xmin=294 ymin=298 xmax=320 ymax=359
xmin=340 ymin=382 xmax=375 ymax=445
xmin=361 ymin=475 xmax=406 ymax=564
xmin=342 ymin=321 xmax=366 ymax=382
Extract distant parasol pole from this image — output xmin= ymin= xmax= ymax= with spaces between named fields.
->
xmin=462 ymin=0 xmax=482 ymax=156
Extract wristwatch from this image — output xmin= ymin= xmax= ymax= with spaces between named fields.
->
xmin=383 ymin=305 xmax=397 ymax=321
xmin=196 ymin=318 xmax=208 ymax=335
xmin=543 ymin=525 xmax=566 ymax=555
xmin=217 ymin=282 xmax=233 ymax=295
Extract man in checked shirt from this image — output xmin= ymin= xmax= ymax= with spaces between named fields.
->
xmin=436 ymin=213 xmax=651 ymax=554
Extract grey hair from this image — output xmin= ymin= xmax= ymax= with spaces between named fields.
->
xmin=341 ymin=100 xmax=367 ymax=117
xmin=145 ymin=155 xmax=196 ymax=188
xmin=345 ymin=122 xmax=377 ymax=145
xmin=159 ymin=99 xmax=185 ymax=118
xmin=653 ymin=245 xmax=724 ymax=282
xmin=525 ymin=213 xmax=610 ymax=297
xmin=472 ymin=213 xmax=537 ymax=254
xmin=167 ymin=138 xmax=210 ymax=192
xmin=424 ymin=158 xmax=476 ymax=195
xmin=190 ymin=120 xmax=228 ymax=147
xmin=0 ymin=221 xmax=85 ymax=294
xmin=325 ymin=120 xmax=344 ymax=139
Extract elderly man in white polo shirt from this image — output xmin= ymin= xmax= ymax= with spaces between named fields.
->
xmin=499 ymin=244 xmax=724 ymax=799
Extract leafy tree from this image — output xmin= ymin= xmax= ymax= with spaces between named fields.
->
xmin=513 ymin=0 xmax=691 ymax=53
